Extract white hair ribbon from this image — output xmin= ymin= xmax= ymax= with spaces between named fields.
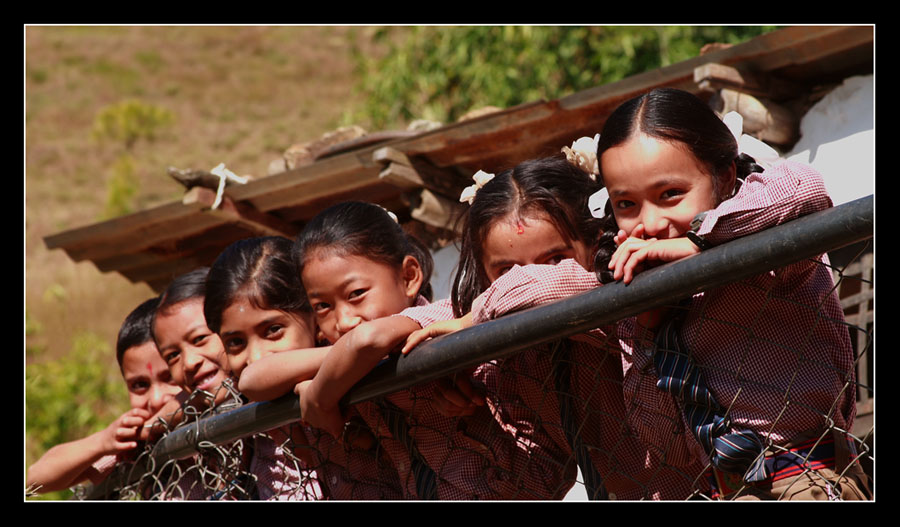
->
xmin=588 ymin=187 xmax=609 ymax=219
xmin=561 ymin=133 xmax=600 ymax=180
xmin=459 ymin=170 xmax=496 ymax=205
xmin=723 ymin=111 xmax=781 ymax=171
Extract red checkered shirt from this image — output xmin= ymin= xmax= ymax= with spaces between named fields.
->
xmin=471 ymin=259 xmax=704 ymax=500
xmin=363 ymin=298 xmax=570 ymax=499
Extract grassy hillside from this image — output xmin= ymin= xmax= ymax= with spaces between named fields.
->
xmin=25 ymin=25 xmax=375 ymax=499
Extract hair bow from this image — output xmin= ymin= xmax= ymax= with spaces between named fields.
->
xmin=561 ymin=133 xmax=600 ymax=180
xmin=459 ymin=170 xmax=495 ymax=205
xmin=588 ymin=187 xmax=609 ymax=219
xmin=722 ymin=111 xmax=781 ymax=171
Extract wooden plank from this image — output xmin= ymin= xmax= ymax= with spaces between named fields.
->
xmin=182 ymin=187 xmax=299 ymax=238
xmin=59 ymin=210 xmax=228 ymax=263
xmin=378 ymin=162 xmax=425 ymax=189
xmin=44 ymin=200 xmax=206 ymax=253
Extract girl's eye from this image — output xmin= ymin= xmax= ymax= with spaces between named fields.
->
xmin=129 ymin=381 xmax=149 ymax=393
xmin=313 ymin=302 xmax=331 ymax=314
xmin=162 ymin=349 xmax=180 ymax=365
xmin=224 ymin=337 xmax=246 ymax=353
xmin=348 ymin=288 xmax=367 ymax=300
xmin=265 ymin=324 xmax=285 ymax=338
xmin=546 ymin=254 xmax=566 ymax=265
xmin=192 ymin=334 xmax=208 ymax=346
xmin=614 ymin=199 xmax=635 ymax=210
xmin=661 ymin=189 xmax=685 ymax=200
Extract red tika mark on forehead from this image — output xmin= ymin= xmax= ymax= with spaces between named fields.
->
xmin=516 ymin=221 xmax=525 ymax=235
xmin=147 ymin=362 xmax=153 ymax=375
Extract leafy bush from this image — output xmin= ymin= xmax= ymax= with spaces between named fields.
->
xmin=25 ymin=331 xmax=130 ymax=499
xmin=91 ymin=99 xmax=174 ymax=150
xmin=102 ymin=154 xmax=140 ymax=219
xmin=351 ymin=26 xmax=778 ymax=129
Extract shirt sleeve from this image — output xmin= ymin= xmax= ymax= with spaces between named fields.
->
xmin=697 ymin=160 xmax=833 ymax=245
xmin=471 ymin=259 xmax=601 ymax=325
xmin=394 ymin=297 xmax=455 ymax=328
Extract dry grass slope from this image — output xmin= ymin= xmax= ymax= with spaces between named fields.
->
xmin=25 ymin=25 xmax=374 ymax=496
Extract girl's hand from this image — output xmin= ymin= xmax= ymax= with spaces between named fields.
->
xmin=609 ymin=224 xmax=700 ymax=284
xmin=401 ymin=313 xmax=474 ymax=355
xmin=431 ymin=369 xmax=485 ymax=417
xmin=101 ymin=408 xmax=151 ymax=454
xmin=295 ymin=380 xmax=346 ymax=439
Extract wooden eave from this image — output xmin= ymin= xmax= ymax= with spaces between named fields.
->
xmin=42 ymin=25 xmax=874 ymax=292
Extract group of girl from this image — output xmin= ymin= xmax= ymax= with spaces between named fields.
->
xmin=29 ymin=88 xmax=870 ymax=501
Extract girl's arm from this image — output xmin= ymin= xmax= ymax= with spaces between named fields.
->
xmin=697 ymin=160 xmax=833 ymax=245
xmin=297 ymin=316 xmax=424 ymax=437
xmin=238 ymin=346 xmax=332 ymax=402
xmin=26 ymin=408 xmax=150 ymax=493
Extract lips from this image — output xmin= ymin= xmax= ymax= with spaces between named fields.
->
xmin=191 ymin=369 xmax=222 ymax=392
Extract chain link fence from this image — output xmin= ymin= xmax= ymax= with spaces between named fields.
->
xmin=75 ymin=195 xmax=873 ymax=501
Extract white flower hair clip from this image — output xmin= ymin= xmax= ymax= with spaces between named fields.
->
xmin=723 ymin=111 xmax=781 ymax=171
xmin=459 ymin=170 xmax=495 ymax=205
xmin=380 ymin=206 xmax=399 ymax=223
xmin=561 ymin=133 xmax=600 ymax=180
xmin=588 ymin=187 xmax=609 ymax=219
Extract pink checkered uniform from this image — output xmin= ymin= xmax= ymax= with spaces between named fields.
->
xmin=356 ymin=297 xmax=570 ymax=499
xmin=471 ymin=258 xmax=705 ymax=500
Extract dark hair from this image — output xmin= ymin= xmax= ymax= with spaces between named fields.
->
xmin=152 ymin=267 xmax=210 ymax=345
xmin=292 ymin=201 xmax=435 ymax=301
xmin=116 ymin=296 xmax=161 ymax=371
xmin=204 ymin=236 xmax=311 ymax=334
xmin=452 ymin=155 xmax=605 ymax=317
xmin=592 ymin=88 xmax=764 ymax=283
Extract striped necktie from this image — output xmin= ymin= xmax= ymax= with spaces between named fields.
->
xmin=652 ymin=312 xmax=768 ymax=483
xmin=376 ymin=398 xmax=438 ymax=499
xmin=551 ymin=340 xmax=608 ymax=499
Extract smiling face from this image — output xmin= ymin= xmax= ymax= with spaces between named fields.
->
xmin=481 ymin=210 xmax=591 ymax=283
xmin=218 ymin=298 xmax=317 ymax=378
xmin=301 ymin=252 xmax=422 ymax=344
xmin=153 ymin=298 xmax=229 ymax=399
xmin=600 ymin=133 xmax=722 ymax=240
xmin=120 ymin=340 xmax=183 ymax=416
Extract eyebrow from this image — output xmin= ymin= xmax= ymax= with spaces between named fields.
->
xmin=610 ymin=177 xmax=688 ymax=197
xmin=306 ymin=275 xmax=367 ymax=298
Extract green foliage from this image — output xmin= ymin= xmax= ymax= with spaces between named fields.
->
xmin=25 ymin=332 xmax=129 ymax=472
xmin=91 ymin=99 xmax=175 ymax=150
xmin=351 ymin=26 xmax=778 ymax=129
xmin=102 ymin=154 xmax=140 ymax=219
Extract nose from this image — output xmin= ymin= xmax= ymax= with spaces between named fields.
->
xmin=640 ymin=204 xmax=669 ymax=239
xmin=246 ymin=340 xmax=271 ymax=366
xmin=183 ymin=348 xmax=203 ymax=381
xmin=335 ymin=304 xmax=362 ymax=337
xmin=148 ymin=383 xmax=175 ymax=415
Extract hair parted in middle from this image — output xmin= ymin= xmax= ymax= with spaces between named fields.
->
xmin=203 ymin=236 xmax=311 ymax=335
xmin=292 ymin=201 xmax=435 ymax=302
xmin=451 ymin=154 xmax=605 ymax=317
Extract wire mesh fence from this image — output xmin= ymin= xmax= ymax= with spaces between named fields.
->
xmin=75 ymin=195 xmax=874 ymax=501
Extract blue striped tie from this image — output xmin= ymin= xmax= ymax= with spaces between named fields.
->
xmin=551 ymin=340 xmax=608 ymax=500
xmin=377 ymin=398 xmax=438 ymax=499
xmin=653 ymin=312 xmax=768 ymax=483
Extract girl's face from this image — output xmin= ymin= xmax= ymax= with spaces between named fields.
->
xmin=218 ymin=298 xmax=317 ymax=379
xmin=154 ymin=299 xmax=230 ymax=397
xmin=302 ymin=252 xmax=422 ymax=344
xmin=481 ymin=210 xmax=591 ymax=283
xmin=600 ymin=133 xmax=720 ymax=240
xmin=121 ymin=340 xmax=183 ymax=416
